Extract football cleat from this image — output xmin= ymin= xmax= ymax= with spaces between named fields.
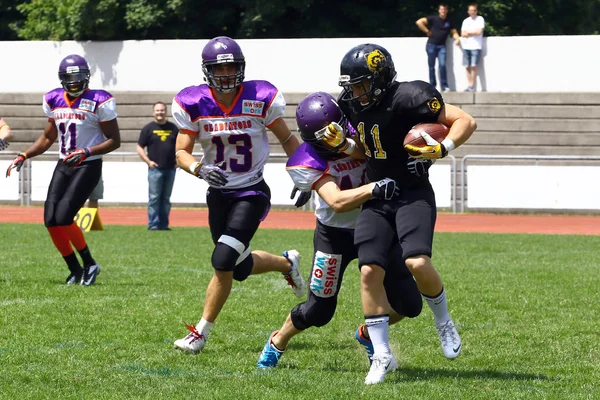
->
xmin=282 ymin=250 xmax=305 ymax=298
xmin=257 ymin=331 xmax=284 ymax=369
xmin=364 ymin=352 xmax=398 ymax=385
xmin=81 ymin=263 xmax=100 ymax=286
xmin=436 ymin=319 xmax=462 ymax=359
xmin=174 ymin=323 xmax=206 ymax=354
xmin=65 ymin=271 xmax=83 ymax=285
xmin=355 ymin=324 xmax=374 ymax=365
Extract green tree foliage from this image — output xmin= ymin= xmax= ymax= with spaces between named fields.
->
xmin=5 ymin=0 xmax=600 ymax=41
xmin=13 ymin=0 xmax=126 ymax=40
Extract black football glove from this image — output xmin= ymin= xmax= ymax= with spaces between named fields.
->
xmin=0 ymin=138 xmax=9 ymax=151
xmin=6 ymin=152 xmax=26 ymax=177
xmin=290 ymin=186 xmax=311 ymax=208
xmin=371 ymin=178 xmax=400 ymax=200
xmin=63 ymin=148 xmax=92 ymax=167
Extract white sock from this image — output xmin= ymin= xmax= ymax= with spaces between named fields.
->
xmin=365 ymin=315 xmax=391 ymax=355
xmin=423 ymin=288 xmax=450 ymax=326
xmin=196 ymin=318 xmax=214 ymax=337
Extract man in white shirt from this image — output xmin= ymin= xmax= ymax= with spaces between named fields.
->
xmin=460 ymin=3 xmax=485 ymax=91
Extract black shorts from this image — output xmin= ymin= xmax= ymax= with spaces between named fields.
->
xmin=354 ymin=182 xmax=436 ymax=270
xmin=44 ymin=159 xmax=102 ymax=227
xmin=305 ymin=221 xmax=421 ymax=318
xmin=206 ymin=180 xmax=271 ymax=247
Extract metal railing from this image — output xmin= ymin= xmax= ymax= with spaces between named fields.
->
xmin=2 ymin=151 xmax=458 ymax=210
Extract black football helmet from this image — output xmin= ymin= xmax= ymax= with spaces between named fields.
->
xmin=338 ymin=43 xmax=397 ymax=112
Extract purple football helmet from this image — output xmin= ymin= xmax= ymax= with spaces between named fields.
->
xmin=202 ymin=36 xmax=245 ymax=93
xmin=58 ymin=54 xmax=90 ymax=97
xmin=296 ymin=92 xmax=347 ymax=157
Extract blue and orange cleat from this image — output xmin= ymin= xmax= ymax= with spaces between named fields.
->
xmin=355 ymin=324 xmax=374 ymax=365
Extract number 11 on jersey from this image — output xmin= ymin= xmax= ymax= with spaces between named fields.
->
xmin=357 ymin=122 xmax=387 ymax=159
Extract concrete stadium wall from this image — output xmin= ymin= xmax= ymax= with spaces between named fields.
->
xmin=0 ymin=35 xmax=598 ymax=94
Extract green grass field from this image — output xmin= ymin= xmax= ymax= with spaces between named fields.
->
xmin=0 ymin=224 xmax=599 ymax=399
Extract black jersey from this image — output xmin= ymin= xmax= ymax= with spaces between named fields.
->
xmin=339 ymin=80 xmax=444 ymax=187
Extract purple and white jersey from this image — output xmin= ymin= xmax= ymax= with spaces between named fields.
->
xmin=286 ymin=143 xmax=367 ymax=229
xmin=43 ymin=88 xmax=117 ymax=160
xmin=172 ymin=80 xmax=286 ymax=189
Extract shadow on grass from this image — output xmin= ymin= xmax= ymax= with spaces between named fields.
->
xmin=386 ymin=366 xmax=552 ymax=383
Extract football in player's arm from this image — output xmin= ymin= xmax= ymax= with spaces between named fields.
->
xmin=5 ymin=54 xmax=120 ymax=286
xmin=332 ymin=43 xmax=477 ymax=384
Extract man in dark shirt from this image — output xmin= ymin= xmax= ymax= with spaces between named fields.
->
xmin=416 ymin=3 xmax=460 ymax=92
xmin=137 ymin=101 xmax=179 ymax=230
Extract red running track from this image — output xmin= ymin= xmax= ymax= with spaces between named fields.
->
xmin=1 ymin=206 xmax=600 ymax=235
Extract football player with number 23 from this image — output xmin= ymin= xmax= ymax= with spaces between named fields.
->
xmin=5 ymin=54 xmax=121 ymax=286
xmin=322 ymin=43 xmax=477 ymax=384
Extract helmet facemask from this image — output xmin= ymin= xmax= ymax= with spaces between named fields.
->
xmin=59 ymin=69 xmax=90 ymax=97
xmin=202 ymin=60 xmax=245 ymax=93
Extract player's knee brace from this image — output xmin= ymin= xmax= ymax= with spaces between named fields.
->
xmin=290 ymin=298 xmax=337 ymax=330
xmin=232 ymin=248 xmax=253 ymax=282
xmin=212 ymin=235 xmax=252 ymax=275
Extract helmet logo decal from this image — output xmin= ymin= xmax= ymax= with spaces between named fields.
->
xmin=66 ymin=66 xmax=81 ymax=73
xmin=365 ymin=49 xmax=385 ymax=72
xmin=216 ymin=42 xmax=228 ymax=49
xmin=427 ymin=97 xmax=442 ymax=113
xmin=216 ymin=54 xmax=234 ymax=62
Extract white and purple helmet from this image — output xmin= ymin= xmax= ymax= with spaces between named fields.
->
xmin=58 ymin=54 xmax=91 ymax=97
xmin=296 ymin=92 xmax=347 ymax=157
xmin=201 ymin=36 xmax=245 ymax=93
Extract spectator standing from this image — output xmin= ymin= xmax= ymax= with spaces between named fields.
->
xmin=137 ymin=102 xmax=179 ymax=231
xmin=460 ymin=3 xmax=485 ymax=91
xmin=416 ymin=3 xmax=460 ymax=93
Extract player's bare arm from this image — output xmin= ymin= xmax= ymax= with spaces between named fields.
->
xmin=314 ymin=175 xmax=399 ymax=212
xmin=314 ymin=176 xmax=375 ymax=213
xmin=94 ymin=118 xmax=121 ymax=155
xmin=269 ymin=117 xmax=300 ymax=156
xmin=175 ymin=132 xmax=197 ymax=174
xmin=437 ymin=103 xmax=477 ymax=148
xmin=0 ymin=117 xmax=13 ymax=142
xmin=22 ymin=119 xmax=59 ymax=159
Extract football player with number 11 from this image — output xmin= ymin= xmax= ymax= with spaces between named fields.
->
xmin=6 ymin=54 xmax=121 ymax=286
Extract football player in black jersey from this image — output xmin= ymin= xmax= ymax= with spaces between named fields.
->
xmin=322 ymin=43 xmax=476 ymax=384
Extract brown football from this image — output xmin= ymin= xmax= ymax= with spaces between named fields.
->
xmin=403 ymin=123 xmax=449 ymax=148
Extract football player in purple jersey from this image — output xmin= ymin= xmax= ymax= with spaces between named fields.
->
xmin=257 ymin=93 xmax=424 ymax=382
xmin=6 ymin=54 xmax=121 ymax=286
xmin=171 ymin=36 xmax=306 ymax=354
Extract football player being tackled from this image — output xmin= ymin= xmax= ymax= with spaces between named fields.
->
xmin=171 ymin=36 xmax=306 ymax=354
xmin=257 ymin=92 xmax=426 ymax=385
xmin=320 ymin=44 xmax=477 ymax=384
xmin=6 ymin=54 xmax=121 ymax=286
